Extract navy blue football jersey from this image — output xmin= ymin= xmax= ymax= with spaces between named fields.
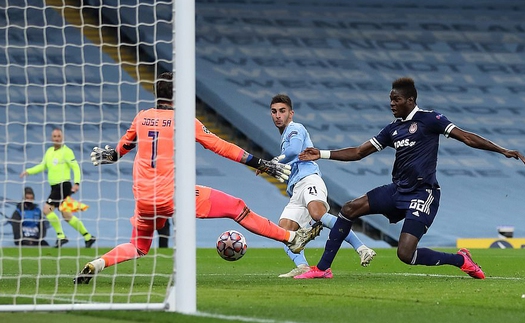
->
xmin=370 ymin=107 xmax=455 ymax=192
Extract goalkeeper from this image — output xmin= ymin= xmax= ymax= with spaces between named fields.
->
xmin=20 ymin=128 xmax=96 ymax=248
xmin=74 ymin=72 xmax=321 ymax=284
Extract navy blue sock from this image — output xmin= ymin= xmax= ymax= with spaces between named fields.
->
xmin=412 ymin=248 xmax=464 ymax=267
xmin=317 ymin=215 xmax=353 ymax=271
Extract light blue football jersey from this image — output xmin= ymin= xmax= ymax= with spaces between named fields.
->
xmin=279 ymin=121 xmax=322 ymax=197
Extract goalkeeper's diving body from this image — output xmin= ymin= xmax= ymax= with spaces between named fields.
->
xmin=74 ymin=72 xmax=321 ymax=284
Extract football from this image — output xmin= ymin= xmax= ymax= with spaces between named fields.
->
xmin=216 ymin=230 xmax=248 ymax=261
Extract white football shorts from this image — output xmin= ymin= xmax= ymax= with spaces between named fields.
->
xmin=279 ymin=174 xmax=330 ymax=228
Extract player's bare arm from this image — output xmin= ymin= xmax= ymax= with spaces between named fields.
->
xmin=300 ymin=141 xmax=377 ymax=162
xmin=449 ymin=127 xmax=525 ymax=164
xmin=503 ymin=150 xmax=525 ymax=164
xmin=299 ymin=147 xmax=321 ymax=161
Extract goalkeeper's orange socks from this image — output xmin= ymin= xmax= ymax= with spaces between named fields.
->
xmin=67 ymin=215 xmax=92 ymax=241
xmin=45 ymin=211 xmax=66 ymax=239
xmin=237 ymin=210 xmax=293 ymax=243
xmin=101 ymin=243 xmax=142 ymax=268
xmin=101 ymin=228 xmax=154 ymax=268
xmin=88 ymin=258 xmax=106 ymax=275
xmin=91 ymin=240 xmax=149 ymax=273
xmin=205 ymin=187 xmax=293 ymax=243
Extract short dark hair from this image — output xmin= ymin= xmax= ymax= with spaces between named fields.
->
xmin=392 ymin=77 xmax=417 ymax=102
xmin=24 ymin=187 xmax=34 ymax=197
xmin=155 ymin=72 xmax=173 ymax=103
xmin=270 ymin=94 xmax=293 ymax=110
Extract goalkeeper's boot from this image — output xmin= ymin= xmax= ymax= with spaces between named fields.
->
xmin=357 ymin=245 xmax=376 ymax=267
xmin=458 ymin=248 xmax=485 ymax=279
xmin=74 ymin=263 xmax=96 ymax=284
xmin=288 ymin=221 xmax=323 ymax=253
xmin=54 ymin=237 xmax=69 ymax=248
xmin=294 ymin=266 xmax=333 ymax=279
xmin=85 ymin=236 xmax=97 ymax=248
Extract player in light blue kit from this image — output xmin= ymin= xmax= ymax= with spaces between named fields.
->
xmin=296 ymin=77 xmax=525 ymax=279
xmin=267 ymin=94 xmax=376 ymax=278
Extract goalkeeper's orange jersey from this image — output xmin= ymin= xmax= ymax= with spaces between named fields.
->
xmin=117 ymin=108 xmax=175 ymax=217
xmin=118 ymin=108 xmax=246 ymax=220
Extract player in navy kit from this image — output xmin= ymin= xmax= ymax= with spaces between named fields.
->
xmin=295 ymin=77 xmax=525 ymax=279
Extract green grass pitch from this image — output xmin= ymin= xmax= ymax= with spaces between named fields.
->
xmin=0 ymin=247 xmax=524 ymax=323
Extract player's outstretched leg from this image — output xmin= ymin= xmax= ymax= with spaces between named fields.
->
xmin=74 ymin=235 xmax=150 ymax=284
xmin=457 ymin=248 xmax=485 ymax=279
xmin=320 ymin=213 xmax=376 ymax=267
xmin=287 ymin=221 xmax=323 ymax=253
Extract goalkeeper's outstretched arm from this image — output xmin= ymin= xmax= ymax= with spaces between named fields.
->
xmin=195 ymin=118 xmax=291 ymax=182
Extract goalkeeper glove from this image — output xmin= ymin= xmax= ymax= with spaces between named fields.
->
xmin=91 ymin=145 xmax=118 ymax=166
xmin=257 ymin=155 xmax=291 ymax=183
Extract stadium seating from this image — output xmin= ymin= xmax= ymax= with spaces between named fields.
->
xmin=94 ymin=0 xmax=525 ymax=247
xmin=2 ymin=0 xmax=524 ymax=249
xmin=200 ymin=1 xmax=525 ymax=247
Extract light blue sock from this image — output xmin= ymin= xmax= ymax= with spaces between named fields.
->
xmin=320 ymin=213 xmax=364 ymax=250
xmin=284 ymin=245 xmax=308 ymax=267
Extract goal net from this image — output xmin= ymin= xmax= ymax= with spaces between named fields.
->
xmin=0 ymin=0 xmax=195 ymax=312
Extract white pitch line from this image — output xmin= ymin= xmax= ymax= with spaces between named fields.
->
xmin=202 ymin=272 xmax=523 ymax=280
xmin=368 ymin=272 xmax=523 ymax=280
xmin=194 ymin=311 xmax=303 ymax=323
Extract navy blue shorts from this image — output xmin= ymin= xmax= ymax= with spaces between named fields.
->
xmin=367 ymin=183 xmax=440 ymax=237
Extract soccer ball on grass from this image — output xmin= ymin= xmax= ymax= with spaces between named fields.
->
xmin=216 ymin=230 xmax=247 ymax=261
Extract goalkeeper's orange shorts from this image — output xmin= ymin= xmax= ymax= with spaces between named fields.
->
xmin=130 ymin=201 xmax=173 ymax=231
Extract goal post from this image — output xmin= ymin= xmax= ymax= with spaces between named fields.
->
xmin=0 ymin=0 xmax=196 ymax=312
xmin=173 ymin=0 xmax=197 ymax=314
